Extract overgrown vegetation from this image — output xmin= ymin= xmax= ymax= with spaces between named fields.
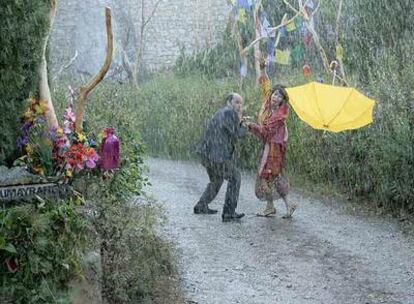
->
xmin=0 ymin=198 xmax=89 ymax=303
xmin=53 ymin=89 xmax=182 ymax=303
xmin=0 ymin=0 xmax=51 ymax=166
xmin=162 ymin=0 xmax=414 ymax=214
xmin=85 ymin=61 xmax=413 ymax=214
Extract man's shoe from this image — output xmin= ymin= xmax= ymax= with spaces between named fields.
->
xmin=194 ymin=205 xmax=218 ymax=214
xmin=222 ymin=212 xmax=245 ymax=222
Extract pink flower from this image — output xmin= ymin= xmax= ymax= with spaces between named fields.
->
xmin=85 ymin=148 xmax=100 ymax=168
xmin=86 ymin=159 xmax=97 ymax=169
xmin=55 ymin=138 xmax=67 ymax=148
xmin=64 ymin=107 xmax=76 ymax=122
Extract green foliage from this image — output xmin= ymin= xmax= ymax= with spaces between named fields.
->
xmin=167 ymin=1 xmax=414 ymax=214
xmin=98 ymin=73 xmax=413 ymax=214
xmin=342 ymin=0 xmax=413 ymax=81
xmin=0 ymin=1 xmax=51 ymax=166
xmin=0 ymin=199 xmax=89 ymax=304
xmin=53 ymin=86 xmax=179 ymax=303
xmin=79 ymin=133 xmax=176 ymax=303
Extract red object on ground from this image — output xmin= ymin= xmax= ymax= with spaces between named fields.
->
xmin=100 ymin=128 xmax=120 ymax=170
xmin=5 ymin=257 xmax=18 ymax=273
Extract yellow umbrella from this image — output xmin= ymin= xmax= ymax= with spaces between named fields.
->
xmin=286 ymin=82 xmax=375 ymax=132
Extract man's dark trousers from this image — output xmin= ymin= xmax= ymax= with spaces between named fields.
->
xmin=195 ymin=105 xmax=247 ymax=216
xmin=198 ymin=157 xmax=241 ymax=215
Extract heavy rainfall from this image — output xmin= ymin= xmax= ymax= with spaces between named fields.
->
xmin=0 ymin=0 xmax=413 ymax=303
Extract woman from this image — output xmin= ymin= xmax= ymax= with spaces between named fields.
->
xmin=245 ymin=70 xmax=297 ymax=218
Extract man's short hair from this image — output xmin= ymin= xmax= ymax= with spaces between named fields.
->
xmin=225 ymin=93 xmax=235 ymax=105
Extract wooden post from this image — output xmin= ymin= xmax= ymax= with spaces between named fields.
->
xmin=75 ymin=7 xmax=113 ymax=133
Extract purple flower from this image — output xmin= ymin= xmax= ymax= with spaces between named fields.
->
xmin=22 ymin=121 xmax=33 ymax=132
xmin=88 ymin=139 xmax=97 ymax=147
xmin=35 ymin=117 xmax=46 ymax=125
xmin=16 ymin=136 xmax=29 ymax=149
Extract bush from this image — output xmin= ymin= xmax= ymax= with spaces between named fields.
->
xmin=0 ymin=199 xmax=89 ymax=304
xmin=0 ymin=1 xmax=51 ymax=166
xmin=53 ymin=85 xmax=181 ymax=303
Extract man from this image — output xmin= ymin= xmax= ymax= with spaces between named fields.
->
xmin=194 ymin=93 xmax=248 ymax=222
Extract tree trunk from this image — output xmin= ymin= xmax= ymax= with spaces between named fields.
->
xmin=121 ymin=49 xmax=137 ymax=86
xmin=39 ymin=0 xmax=58 ymax=128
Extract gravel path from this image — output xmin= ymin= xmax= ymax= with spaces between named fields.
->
xmin=147 ymin=158 xmax=414 ymax=304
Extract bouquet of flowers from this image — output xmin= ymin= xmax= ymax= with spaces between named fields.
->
xmin=16 ymin=98 xmax=53 ymax=175
xmin=17 ymin=86 xmax=100 ymax=180
xmin=50 ymin=86 xmax=100 ymax=178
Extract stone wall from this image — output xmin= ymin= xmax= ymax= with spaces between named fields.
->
xmin=50 ymin=0 xmax=230 ymax=78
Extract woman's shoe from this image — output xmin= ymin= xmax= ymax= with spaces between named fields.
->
xmin=282 ymin=203 xmax=297 ymax=218
xmin=256 ymin=206 xmax=276 ymax=217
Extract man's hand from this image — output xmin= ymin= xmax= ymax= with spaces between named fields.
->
xmin=241 ymin=116 xmax=254 ymax=127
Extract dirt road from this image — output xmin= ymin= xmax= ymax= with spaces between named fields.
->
xmin=147 ymin=158 xmax=414 ymax=304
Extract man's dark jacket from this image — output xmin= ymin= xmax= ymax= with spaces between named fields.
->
xmin=196 ymin=106 xmax=247 ymax=163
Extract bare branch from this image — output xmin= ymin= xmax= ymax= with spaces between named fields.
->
xmin=121 ymin=49 xmax=136 ymax=84
xmin=283 ymin=0 xmax=301 ymax=16
xmin=75 ymin=7 xmax=113 ymax=132
xmin=311 ymin=0 xmax=322 ymax=18
xmin=132 ymin=0 xmax=163 ymax=86
xmin=335 ymin=0 xmax=343 ymax=46
xmin=53 ymin=50 xmax=78 ymax=81
xmin=143 ymin=0 xmax=162 ymax=28
xmin=241 ymin=13 xmax=296 ymax=54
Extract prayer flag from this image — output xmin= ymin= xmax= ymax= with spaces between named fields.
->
xmin=291 ymin=44 xmax=304 ymax=63
xmin=304 ymin=32 xmax=312 ymax=46
xmin=240 ymin=61 xmax=248 ymax=77
xmin=336 ymin=44 xmax=344 ymax=61
xmin=286 ymin=20 xmax=296 ymax=32
xmin=261 ymin=17 xmax=274 ymax=37
xmin=305 ymin=0 xmax=315 ymax=9
xmin=275 ymin=49 xmax=291 ymax=65
xmin=279 ymin=26 xmax=287 ymax=36
xmin=267 ymin=53 xmax=274 ymax=74
xmin=237 ymin=0 xmax=250 ymax=10
xmin=302 ymin=64 xmax=311 ymax=77
xmin=294 ymin=16 xmax=303 ymax=29
xmin=238 ymin=8 xmax=247 ymax=23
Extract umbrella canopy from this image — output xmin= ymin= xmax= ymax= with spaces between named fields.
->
xmin=286 ymin=82 xmax=375 ymax=132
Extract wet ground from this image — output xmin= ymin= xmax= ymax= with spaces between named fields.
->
xmin=146 ymin=158 xmax=414 ymax=304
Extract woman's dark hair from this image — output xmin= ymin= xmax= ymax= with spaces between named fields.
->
xmin=270 ymin=85 xmax=289 ymax=103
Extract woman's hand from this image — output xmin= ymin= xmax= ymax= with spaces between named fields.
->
xmin=241 ymin=116 xmax=255 ymax=128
